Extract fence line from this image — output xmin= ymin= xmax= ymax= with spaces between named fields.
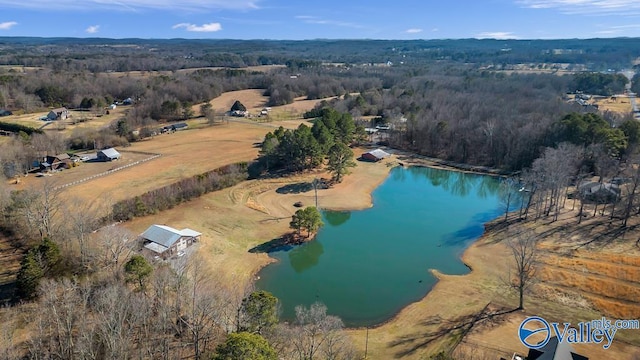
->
xmin=54 ymin=153 xmax=161 ymax=191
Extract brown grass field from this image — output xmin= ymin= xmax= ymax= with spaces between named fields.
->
xmin=0 ymin=106 xmax=128 ymax=137
xmin=3 ymin=88 xmax=640 ymax=358
xmin=194 ymin=91 xmax=344 ymax=122
xmin=593 ymin=96 xmax=634 ymax=114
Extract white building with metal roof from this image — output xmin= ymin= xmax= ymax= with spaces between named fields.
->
xmin=140 ymin=224 xmax=201 ymax=259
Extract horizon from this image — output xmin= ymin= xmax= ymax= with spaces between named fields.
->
xmin=1 ymin=35 xmax=639 ymax=42
xmin=1 ymin=0 xmax=640 ymax=40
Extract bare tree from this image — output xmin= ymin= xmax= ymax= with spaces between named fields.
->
xmin=499 ymin=176 xmax=518 ymax=222
xmin=506 ymin=230 xmax=539 ymax=310
xmin=63 ymin=197 xmax=99 ymax=270
xmin=289 ymin=302 xmax=347 ymax=360
xmin=93 ymin=283 xmax=135 ymax=360
xmin=0 ymin=306 xmax=19 ymax=360
xmin=97 ymin=225 xmax=135 ymax=278
xmin=37 ymin=278 xmax=88 ymax=360
xmin=178 ymin=256 xmax=224 ymax=359
xmin=622 ymin=160 xmax=640 ymax=227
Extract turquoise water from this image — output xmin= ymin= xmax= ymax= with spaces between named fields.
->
xmin=256 ymin=166 xmax=509 ymax=327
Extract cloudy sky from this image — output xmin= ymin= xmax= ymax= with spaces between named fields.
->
xmin=0 ymin=0 xmax=639 ymax=39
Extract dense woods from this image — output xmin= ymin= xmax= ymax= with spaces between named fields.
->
xmin=1 ymin=37 xmax=640 ymax=358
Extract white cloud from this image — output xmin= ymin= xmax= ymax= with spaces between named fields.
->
xmin=0 ymin=21 xmax=17 ymax=30
xmin=475 ymin=31 xmax=520 ymax=39
xmin=172 ymin=22 xmax=222 ymax=32
xmin=405 ymin=28 xmax=423 ymax=34
xmin=0 ymin=0 xmax=260 ymax=11
xmin=517 ymin=0 xmax=640 ymax=15
xmin=297 ymin=16 xmax=363 ymax=29
xmin=86 ymin=25 xmax=99 ymax=34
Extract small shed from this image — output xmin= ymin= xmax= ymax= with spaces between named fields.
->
xmin=97 ymin=148 xmax=121 ymax=161
xmin=361 ymin=149 xmax=391 ymax=162
xmin=140 ymin=224 xmax=201 ymax=259
xmin=172 ymin=122 xmax=188 ymax=131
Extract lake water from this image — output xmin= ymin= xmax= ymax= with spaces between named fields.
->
xmin=256 ymin=166 xmax=509 ymax=327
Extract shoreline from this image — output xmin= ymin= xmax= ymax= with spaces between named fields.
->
xmin=251 ymin=152 xmax=508 ymax=324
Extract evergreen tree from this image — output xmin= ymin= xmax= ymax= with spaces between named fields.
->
xmin=213 ymin=332 xmax=277 ymax=360
xmin=239 ymin=290 xmax=279 ymax=335
xmin=327 ymin=142 xmax=356 ymax=183
xmin=124 ymin=255 xmax=153 ymax=291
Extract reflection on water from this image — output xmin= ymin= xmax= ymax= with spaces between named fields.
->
xmin=324 ymin=211 xmax=351 ymax=227
xmin=289 ymin=240 xmax=324 ymax=273
xmin=257 ymin=166 xmax=508 ymax=327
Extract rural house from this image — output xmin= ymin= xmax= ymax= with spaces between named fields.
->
xmin=140 ymin=224 xmax=202 ymax=259
xmin=578 ymin=181 xmax=620 ymax=203
xmin=526 ymin=336 xmax=588 ymax=360
xmin=361 ymin=149 xmax=391 ymax=162
xmin=97 ymin=148 xmax=121 ymax=161
xmin=40 ymin=153 xmax=72 ymax=171
xmin=47 ymin=107 xmax=69 ymax=121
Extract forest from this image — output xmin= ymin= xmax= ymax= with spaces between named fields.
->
xmin=1 ymin=37 xmax=640 ymax=359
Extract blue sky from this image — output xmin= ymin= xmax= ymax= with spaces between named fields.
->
xmin=1 ymin=0 xmax=640 ymax=39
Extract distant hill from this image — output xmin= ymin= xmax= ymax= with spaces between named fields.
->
xmin=0 ymin=37 xmax=638 ymax=72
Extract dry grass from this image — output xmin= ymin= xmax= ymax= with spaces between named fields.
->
xmin=194 ymin=89 xmax=269 ymax=115
xmin=0 ymin=107 xmax=127 ymax=136
xmin=593 ymin=96 xmax=633 ymax=114
xmin=342 ymin=202 xmax=640 ymax=359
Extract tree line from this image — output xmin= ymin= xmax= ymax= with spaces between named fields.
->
xmin=112 ymin=163 xmax=248 ymax=221
xmin=3 ymin=251 xmax=358 ymax=359
xmin=257 ymin=108 xmax=362 ymax=182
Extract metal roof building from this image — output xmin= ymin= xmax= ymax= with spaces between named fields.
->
xmin=140 ymin=224 xmax=202 ymax=258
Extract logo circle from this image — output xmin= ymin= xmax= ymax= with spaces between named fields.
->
xmin=519 ymin=316 xmax=551 ymax=349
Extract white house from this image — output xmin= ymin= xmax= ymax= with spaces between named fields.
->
xmin=140 ymin=225 xmax=202 ymax=259
xmin=47 ymin=107 xmax=69 ymax=121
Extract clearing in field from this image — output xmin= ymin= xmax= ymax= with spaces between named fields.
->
xmin=0 ymin=106 xmax=128 ymax=136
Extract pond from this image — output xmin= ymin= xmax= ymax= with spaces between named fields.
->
xmin=256 ymin=166 xmax=512 ymax=327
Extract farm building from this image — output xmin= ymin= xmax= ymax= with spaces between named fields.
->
xmin=161 ymin=122 xmax=188 ymax=133
xmin=140 ymin=224 xmax=202 ymax=259
xmin=97 ymin=148 xmax=121 ymax=161
xmin=40 ymin=153 xmax=72 ymax=171
xmin=526 ymin=336 xmax=588 ymax=360
xmin=47 ymin=107 xmax=69 ymax=121
xmin=361 ymin=149 xmax=391 ymax=162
